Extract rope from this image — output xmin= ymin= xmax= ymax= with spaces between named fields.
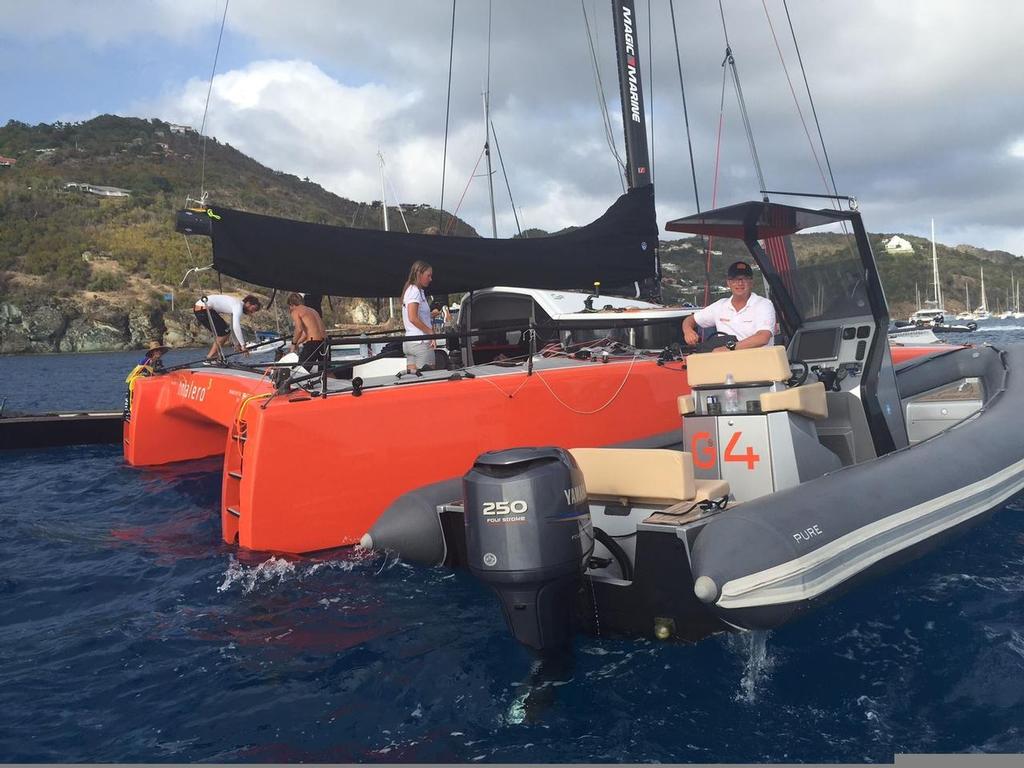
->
xmin=444 ymin=146 xmax=486 ymax=235
xmin=198 ymin=0 xmax=230 ymax=203
xmin=761 ymin=1 xmax=831 ymax=201
xmin=704 ymin=63 xmax=728 ymax=306
xmin=470 ymin=353 xmax=645 ymax=416
xmin=490 ymin=120 xmax=521 ymax=236
xmin=438 ymin=0 xmax=457 ymax=231
xmin=717 ymin=0 xmax=766 ymax=195
xmin=668 ymin=0 xmax=702 ymax=214
xmin=581 ymin=0 xmax=627 ymax=191
xmin=782 ymin=0 xmax=842 ymax=204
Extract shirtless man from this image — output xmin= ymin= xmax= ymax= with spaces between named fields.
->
xmin=287 ymin=292 xmax=327 ymax=370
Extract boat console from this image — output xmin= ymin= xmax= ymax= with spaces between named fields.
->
xmin=680 ymin=346 xmax=841 ymax=503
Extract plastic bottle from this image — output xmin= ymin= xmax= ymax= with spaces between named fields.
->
xmin=723 ymin=373 xmax=739 ymax=414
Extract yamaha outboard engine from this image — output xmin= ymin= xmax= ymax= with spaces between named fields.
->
xmin=463 ymin=447 xmax=594 ymax=651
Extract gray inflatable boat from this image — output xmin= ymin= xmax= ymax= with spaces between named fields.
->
xmin=362 ymin=201 xmax=1024 ymax=650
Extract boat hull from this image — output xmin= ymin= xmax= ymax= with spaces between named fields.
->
xmin=126 ymin=359 xmax=690 ymax=553
xmin=689 ymin=345 xmax=1024 ymax=632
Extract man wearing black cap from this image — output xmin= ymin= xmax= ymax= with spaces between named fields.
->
xmin=682 ymin=260 xmax=776 ymax=352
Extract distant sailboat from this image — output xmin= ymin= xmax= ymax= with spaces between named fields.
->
xmin=908 ymin=219 xmax=946 ymax=325
xmin=975 ymin=266 xmax=991 ymax=320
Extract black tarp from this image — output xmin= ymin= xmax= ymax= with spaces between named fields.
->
xmin=177 ymin=186 xmax=658 ymax=297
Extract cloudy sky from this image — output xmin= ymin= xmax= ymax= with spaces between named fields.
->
xmin=4 ymin=0 xmax=1024 ymax=254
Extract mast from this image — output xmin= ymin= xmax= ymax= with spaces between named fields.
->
xmin=931 ymin=219 xmax=941 ymax=308
xmin=483 ymin=0 xmax=498 ymax=238
xmin=611 ymin=0 xmax=652 ymax=191
xmin=611 ymin=0 xmax=658 ymax=298
xmin=980 ymin=266 xmax=987 ymax=312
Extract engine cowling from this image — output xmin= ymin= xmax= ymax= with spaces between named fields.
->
xmin=463 ymin=447 xmax=593 ymax=650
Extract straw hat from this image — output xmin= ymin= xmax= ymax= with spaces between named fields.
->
xmin=144 ymin=340 xmax=170 ymax=357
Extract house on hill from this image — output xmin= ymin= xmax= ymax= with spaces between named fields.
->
xmin=0 ymin=155 xmax=16 ymax=167
xmin=63 ymin=182 xmax=131 ymax=198
xmin=883 ymin=235 xmax=914 ymax=254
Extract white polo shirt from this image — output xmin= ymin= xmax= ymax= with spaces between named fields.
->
xmin=691 ymin=292 xmax=776 ymax=344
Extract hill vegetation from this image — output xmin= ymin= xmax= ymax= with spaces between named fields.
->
xmin=1 ymin=115 xmax=1021 ymax=327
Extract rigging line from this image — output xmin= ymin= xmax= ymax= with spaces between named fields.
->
xmin=438 ymin=0 xmax=457 ymax=232
xmin=490 ymin=120 xmax=522 ymax=236
xmin=445 ymin=145 xmax=487 ymax=235
xmin=726 ymin=48 xmax=767 ymax=196
xmin=717 ymin=0 xmax=766 ymax=195
xmin=198 ymin=0 xmax=230 ymax=203
xmin=782 ymin=0 xmax=842 ymax=203
xmin=581 ymin=0 xmax=627 ymax=192
xmin=761 ymin=0 xmax=831 ymax=202
xmin=380 ymin=153 xmax=412 ymax=232
xmin=704 ymin=64 xmax=729 ymax=306
xmin=668 ymin=0 xmax=702 ymax=214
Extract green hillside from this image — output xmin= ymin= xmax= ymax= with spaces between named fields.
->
xmin=1 ymin=115 xmax=1020 ymax=325
xmin=0 ymin=115 xmax=475 ymax=299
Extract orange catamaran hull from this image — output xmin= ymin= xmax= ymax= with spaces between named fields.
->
xmin=124 ymin=360 xmax=691 ymax=553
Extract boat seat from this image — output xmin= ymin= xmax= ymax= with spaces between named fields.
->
xmin=569 ymin=448 xmax=730 ymax=505
xmin=677 ymin=393 xmax=696 ymax=416
xmin=759 ymin=381 xmax=828 ymax=420
xmin=686 ymin=346 xmax=791 ymax=387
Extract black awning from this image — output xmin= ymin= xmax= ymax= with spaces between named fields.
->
xmin=177 ymin=186 xmax=658 ymax=297
xmin=665 ymin=200 xmax=855 ymax=241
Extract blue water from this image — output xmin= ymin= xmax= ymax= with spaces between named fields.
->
xmin=2 ymin=327 xmax=1023 ymax=762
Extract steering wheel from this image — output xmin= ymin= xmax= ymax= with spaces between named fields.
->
xmin=786 ymin=360 xmax=809 ymax=388
xmin=682 ymin=331 xmax=738 ymax=354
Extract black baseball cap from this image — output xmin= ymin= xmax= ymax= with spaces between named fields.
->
xmin=727 ymin=260 xmax=754 ymax=279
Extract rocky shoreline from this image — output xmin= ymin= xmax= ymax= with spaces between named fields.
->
xmin=0 ymin=293 xmax=387 ymax=355
xmin=0 ymin=296 xmax=197 ymax=354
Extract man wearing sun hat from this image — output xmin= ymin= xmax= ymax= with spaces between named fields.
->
xmin=138 ymin=340 xmax=170 ymax=369
xmin=682 ymin=260 xmax=776 ymax=352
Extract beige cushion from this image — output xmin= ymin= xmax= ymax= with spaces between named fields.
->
xmin=677 ymin=393 xmax=696 ymax=416
xmin=686 ymin=346 xmax=791 ymax=387
xmin=569 ymin=448 xmax=729 ymax=505
xmin=693 ymin=478 xmax=731 ymax=502
xmin=759 ymin=381 xmax=828 ymax=419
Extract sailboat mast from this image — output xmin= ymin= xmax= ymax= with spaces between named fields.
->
xmin=611 ymin=0 xmax=652 ymax=191
xmin=483 ymin=0 xmax=498 ymax=239
xmin=931 ymin=218 xmax=941 ymax=307
xmin=379 ymin=151 xmax=390 ymax=233
xmin=611 ymin=0 xmax=657 ymax=298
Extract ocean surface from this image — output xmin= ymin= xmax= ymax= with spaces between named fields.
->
xmin=2 ymin=327 xmax=1024 ymax=763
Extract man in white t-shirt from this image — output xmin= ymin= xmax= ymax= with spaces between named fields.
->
xmin=194 ymin=293 xmax=261 ymax=360
xmin=682 ymin=261 xmax=776 ymax=353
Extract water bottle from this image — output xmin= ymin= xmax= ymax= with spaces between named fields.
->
xmin=723 ymin=373 xmax=739 ymax=414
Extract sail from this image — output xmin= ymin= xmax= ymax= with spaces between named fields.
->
xmin=175 ymin=186 xmax=658 ymax=297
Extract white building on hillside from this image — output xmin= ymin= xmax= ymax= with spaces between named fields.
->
xmin=883 ymin=235 xmax=914 ymax=254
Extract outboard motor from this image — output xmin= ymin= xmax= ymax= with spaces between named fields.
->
xmin=463 ymin=447 xmax=594 ymax=651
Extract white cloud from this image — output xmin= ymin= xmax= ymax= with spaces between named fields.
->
xmin=14 ymin=0 xmax=1024 ymax=252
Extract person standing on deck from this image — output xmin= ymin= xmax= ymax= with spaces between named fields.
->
xmin=194 ymin=294 xmax=261 ymax=360
xmin=287 ymin=292 xmax=327 ymax=371
xmin=402 ymin=260 xmax=435 ymax=373
xmin=682 ymin=261 xmax=776 ymax=353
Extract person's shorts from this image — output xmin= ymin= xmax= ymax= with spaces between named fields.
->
xmin=403 ymin=340 xmax=433 ymax=370
xmin=194 ymin=307 xmax=229 ymax=336
xmin=299 ymin=340 xmax=325 ymax=369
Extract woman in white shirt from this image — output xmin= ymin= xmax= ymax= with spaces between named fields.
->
xmin=401 ymin=260 xmax=435 ymax=373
